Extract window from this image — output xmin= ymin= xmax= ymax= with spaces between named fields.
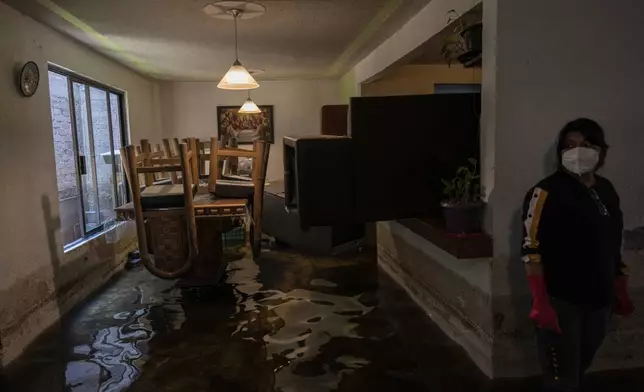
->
xmin=48 ymin=66 xmax=128 ymax=249
xmin=434 ymin=83 xmax=482 ymax=94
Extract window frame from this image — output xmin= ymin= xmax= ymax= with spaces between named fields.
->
xmin=48 ymin=64 xmax=130 ymax=249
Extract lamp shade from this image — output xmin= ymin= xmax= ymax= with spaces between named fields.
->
xmin=238 ymin=98 xmax=261 ymax=114
xmin=218 ymin=60 xmax=259 ymax=90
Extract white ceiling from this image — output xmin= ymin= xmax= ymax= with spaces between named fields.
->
xmin=4 ymin=0 xmax=433 ymax=81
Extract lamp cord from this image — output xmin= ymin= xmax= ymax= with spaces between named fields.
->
xmin=234 ymin=12 xmax=239 ymax=61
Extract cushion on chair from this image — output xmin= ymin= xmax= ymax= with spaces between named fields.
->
xmin=141 ymin=184 xmax=198 ymax=210
xmin=214 ymin=179 xmax=254 ymax=199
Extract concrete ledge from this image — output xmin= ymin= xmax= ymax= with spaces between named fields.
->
xmin=377 ymin=221 xmax=644 ymax=379
xmin=377 ymin=221 xmax=494 ymax=377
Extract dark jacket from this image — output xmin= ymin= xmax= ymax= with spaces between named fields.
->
xmin=522 ymin=170 xmax=626 ymax=309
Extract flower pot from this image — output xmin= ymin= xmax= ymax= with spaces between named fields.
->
xmin=441 ymin=202 xmax=484 ymax=235
xmin=458 ymin=23 xmax=483 ymax=68
xmin=460 ymin=23 xmax=482 ymax=53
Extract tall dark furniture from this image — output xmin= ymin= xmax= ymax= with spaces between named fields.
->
xmin=285 ymin=94 xmax=481 ymax=228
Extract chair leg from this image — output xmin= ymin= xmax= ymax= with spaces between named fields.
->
xmin=249 ymin=221 xmax=259 ymax=259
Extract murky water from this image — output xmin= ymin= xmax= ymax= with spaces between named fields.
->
xmin=5 ymin=246 xmax=638 ymax=391
xmin=227 ymin=256 xmax=376 ymax=392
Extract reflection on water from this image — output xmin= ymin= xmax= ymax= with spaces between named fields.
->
xmin=64 ymin=281 xmax=188 ymax=391
xmin=7 ymin=246 xmax=640 ymax=391
xmin=227 ymin=256 xmax=374 ymax=392
xmin=66 ymin=308 xmax=153 ymax=391
xmin=58 ymin=249 xmax=379 ymax=391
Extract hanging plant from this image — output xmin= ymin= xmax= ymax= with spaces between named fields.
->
xmin=440 ymin=10 xmax=483 ymax=68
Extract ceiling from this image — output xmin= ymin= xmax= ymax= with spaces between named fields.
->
xmin=4 ymin=0 xmax=433 ymax=81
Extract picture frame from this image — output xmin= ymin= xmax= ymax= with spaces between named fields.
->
xmin=217 ymin=105 xmax=274 ymax=145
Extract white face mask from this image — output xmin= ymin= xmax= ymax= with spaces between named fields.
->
xmin=561 ymin=147 xmax=600 ymax=175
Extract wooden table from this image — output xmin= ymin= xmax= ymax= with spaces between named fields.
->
xmin=116 ymin=191 xmax=248 ymax=287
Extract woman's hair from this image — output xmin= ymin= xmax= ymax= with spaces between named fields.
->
xmin=556 ymin=118 xmax=609 ymax=169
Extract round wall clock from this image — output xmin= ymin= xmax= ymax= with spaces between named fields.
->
xmin=19 ymin=61 xmax=40 ymax=97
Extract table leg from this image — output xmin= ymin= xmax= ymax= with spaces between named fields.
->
xmin=178 ymin=219 xmax=226 ymax=288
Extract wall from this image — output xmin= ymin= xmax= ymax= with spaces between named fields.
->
xmin=486 ymin=0 xmax=644 ymax=376
xmin=339 ymin=70 xmax=358 ymax=104
xmin=0 ymin=2 xmax=159 ymax=365
xmin=158 ymin=80 xmax=342 ymax=182
xmin=488 ymin=0 xmax=644 ymax=255
xmin=361 ymin=64 xmax=481 ymax=96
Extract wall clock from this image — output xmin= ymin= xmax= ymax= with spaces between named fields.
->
xmin=19 ymin=61 xmax=40 ymax=97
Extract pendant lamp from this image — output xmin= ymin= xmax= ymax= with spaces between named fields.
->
xmin=239 ymin=91 xmax=261 ymax=114
xmin=218 ymin=9 xmax=259 ymax=90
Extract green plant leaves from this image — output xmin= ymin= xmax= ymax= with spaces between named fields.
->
xmin=441 ymin=158 xmax=481 ymax=204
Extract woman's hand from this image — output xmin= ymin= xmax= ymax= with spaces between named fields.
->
xmin=530 ymin=300 xmax=562 ymax=333
xmin=528 ymin=273 xmax=562 ymax=333
xmin=614 ymin=276 xmax=635 ymax=316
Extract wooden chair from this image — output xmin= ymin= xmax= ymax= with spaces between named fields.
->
xmin=197 ymin=140 xmax=210 ymax=180
xmin=121 ymin=142 xmax=198 ymax=279
xmin=208 ymin=137 xmax=270 ymax=256
xmin=161 ymin=138 xmax=200 ymax=185
xmin=140 ymin=140 xmax=172 ymax=184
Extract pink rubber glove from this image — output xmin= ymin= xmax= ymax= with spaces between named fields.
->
xmin=528 ymin=274 xmax=561 ymax=333
xmin=614 ymin=276 xmax=635 ymax=317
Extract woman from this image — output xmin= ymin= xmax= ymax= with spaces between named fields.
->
xmin=522 ymin=118 xmax=634 ymax=391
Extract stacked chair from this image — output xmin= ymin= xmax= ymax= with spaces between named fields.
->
xmin=121 ymin=141 xmax=198 ymax=279
xmin=118 ymin=134 xmax=270 ymax=284
xmin=207 ymin=137 xmax=270 ymax=256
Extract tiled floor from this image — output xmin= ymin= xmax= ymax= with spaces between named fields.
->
xmin=2 ymin=246 xmax=642 ymax=391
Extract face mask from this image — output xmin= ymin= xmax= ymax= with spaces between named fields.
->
xmin=561 ymin=147 xmax=599 ymax=175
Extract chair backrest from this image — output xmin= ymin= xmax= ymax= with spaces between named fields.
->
xmin=182 ymin=138 xmax=200 ymax=185
xmin=199 ymin=137 xmax=234 ymax=180
xmin=139 ymin=139 xmax=168 ymax=186
xmin=209 ymin=137 xmax=270 ymax=256
xmin=161 ymin=138 xmax=199 ymax=184
xmin=161 ymin=138 xmax=181 ymax=156
xmin=208 ymin=138 xmax=267 ymax=192
xmin=120 ymin=142 xmax=198 ymax=279
xmin=140 ymin=140 xmax=169 ymax=183
xmin=198 ymin=140 xmax=210 ymax=179
xmin=161 ymin=138 xmax=178 ymax=183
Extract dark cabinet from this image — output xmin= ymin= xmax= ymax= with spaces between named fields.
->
xmin=320 ymin=105 xmax=349 ymax=136
xmin=284 ymin=136 xmax=354 ymax=228
xmin=285 ymin=94 xmax=481 ymax=229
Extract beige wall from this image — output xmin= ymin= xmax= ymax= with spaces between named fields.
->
xmin=158 ymin=80 xmax=342 ymax=182
xmin=361 ymin=64 xmax=481 ymax=96
xmin=339 ymin=70 xmax=358 ymax=104
xmin=0 ymin=2 xmax=158 ymax=365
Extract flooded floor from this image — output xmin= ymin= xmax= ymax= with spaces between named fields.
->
xmin=2 ymin=246 xmax=642 ymax=391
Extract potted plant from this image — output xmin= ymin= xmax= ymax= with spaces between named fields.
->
xmin=441 ymin=158 xmax=484 ymax=234
xmin=440 ymin=10 xmax=482 ymax=68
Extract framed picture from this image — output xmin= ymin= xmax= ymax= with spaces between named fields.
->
xmin=217 ymin=105 xmax=274 ymax=144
